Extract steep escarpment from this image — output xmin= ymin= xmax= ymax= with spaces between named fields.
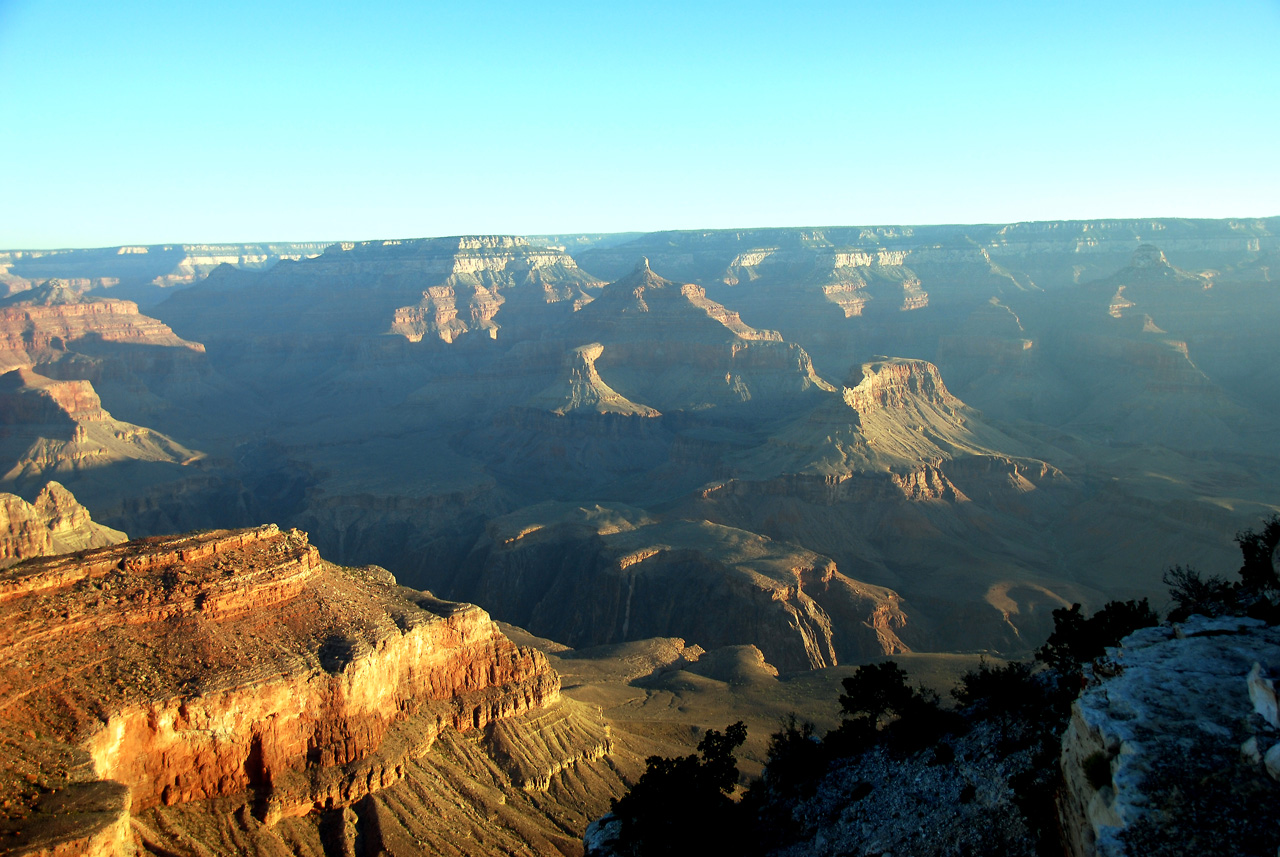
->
xmin=706 ymin=243 xmax=928 ymax=364
xmin=577 ymin=220 xmax=1274 ymax=294
xmin=0 ymin=480 xmax=125 ymax=564
xmin=0 ymin=368 xmax=198 ymax=486
xmin=0 ymin=243 xmax=328 ymax=306
xmin=1014 ymin=244 xmax=1254 ymax=451
xmin=451 ymin=503 xmax=911 ymax=670
xmin=0 ymin=525 xmax=570 ymax=854
xmin=155 ymin=235 xmax=601 ymax=345
xmin=727 ymin=357 xmax=1053 ymax=490
xmin=524 ymin=342 xmax=661 ymax=417
xmin=0 ymin=290 xmax=205 ymax=375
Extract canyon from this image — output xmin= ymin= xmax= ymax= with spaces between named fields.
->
xmin=3 ymin=220 xmax=1277 ymax=656
xmin=0 ymin=217 xmax=1277 ymax=853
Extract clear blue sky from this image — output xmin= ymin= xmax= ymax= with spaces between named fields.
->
xmin=2 ymin=0 xmax=1278 ymax=248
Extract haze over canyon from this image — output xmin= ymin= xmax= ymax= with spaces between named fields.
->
xmin=0 ymin=216 xmax=1277 ymax=855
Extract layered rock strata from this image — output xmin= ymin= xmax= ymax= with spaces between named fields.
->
xmin=156 ymin=235 xmax=601 ymax=344
xmin=454 ymin=502 xmax=910 ymax=670
xmin=524 ymin=342 xmax=661 ymax=417
xmin=0 ymin=368 xmax=198 ymax=484
xmin=0 ymin=243 xmax=329 ymax=305
xmin=725 ymin=357 xmax=1055 ymax=497
xmin=0 ymin=291 xmax=205 ymax=376
xmin=0 ymin=480 xmax=125 ymax=565
xmin=576 ymin=220 xmax=1275 ymax=293
xmin=0 ymin=525 xmax=560 ymax=854
xmin=681 ymin=358 xmax=1073 ymax=652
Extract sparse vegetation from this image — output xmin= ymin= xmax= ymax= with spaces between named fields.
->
xmin=604 ymin=515 xmax=1280 ymax=856
xmin=1163 ymin=514 xmax=1280 ymax=622
xmin=1036 ymin=598 xmax=1159 ymax=676
xmin=1164 ymin=565 xmax=1236 ymax=621
xmin=610 ymin=721 xmax=749 ymax=856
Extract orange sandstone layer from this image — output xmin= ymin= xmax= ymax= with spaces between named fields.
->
xmin=0 ymin=525 xmax=559 ymax=851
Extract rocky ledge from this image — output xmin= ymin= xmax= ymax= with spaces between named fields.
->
xmin=1059 ymin=616 xmax=1280 ymax=857
xmin=0 ymin=524 xmax=559 ymax=855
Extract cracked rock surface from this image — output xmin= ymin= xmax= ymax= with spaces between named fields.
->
xmin=1060 ymin=616 xmax=1280 ymax=857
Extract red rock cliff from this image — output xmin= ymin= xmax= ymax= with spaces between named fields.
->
xmin=0 ymin=525 xmax=559 ymax=852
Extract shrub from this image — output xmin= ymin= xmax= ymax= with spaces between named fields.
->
xmin=1036 ymin=599 xmax=1159 ymax=675
xmin=1237 ymin=514 xmax=1280 ymax=592
xmin=759 ymin=714 xmax=826 ymax=798
xmin=1163 ymin=565 xmax=1236 ymax=622
xmin=611 ymin=722 xmax=749 ymax=855
xmin=839 ymin=661 xmax=915 ymax=726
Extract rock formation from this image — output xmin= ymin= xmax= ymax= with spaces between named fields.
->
xmin=677 ymin=358 xmax=1076 ymax=652
xmin=727 ymin=357 xmax=1049 ymax=485
xmin=3 ymin=219 xmax=1276 ymax=668
xmin=1059 ymin=616 xmax=1280 ymax=857
xmin=0 ymin=368 xmax=198 ymax=485
xmin=0 ymin=243 xmax=329 ymax=305
xmin=451 ymin=502 xmax=910 ymax=670
xmin=0 ymin=481 xmax=125 ymax=564
xmin=155 ymin=235 xmax=600 ymax=344
xmin=524 ymin=343 xmax=661 ymax=417
xmin=0 ymin=524 xmax=599 ymax=856
xmin=0 ymin=287 xmax=205 ymax=376
xmin=564 ymin=258 xmax=835 ymax=413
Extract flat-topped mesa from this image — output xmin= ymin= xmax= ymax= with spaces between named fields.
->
xmin=562 ymin=261 xmax=834 ymax=413
xmin=0 ymin=290 xmax=204 ymax=374
xmin=718 ymin=356 xmax=1059 ymax=507
xmin=461 ymin=505 xmax=911 ymax=670
xmin=318 ymin=235 xmax=580 ymax=275
xmin=722 ymin=245 xmax=928 ymax=318
xmin=0 ymin=525 xmax=559 ymax=839
xmin=843 ymin=358 xmax=960 ymax=415
xmin=1088 ymin=244 xmax=1214 ymax=311
xmin=0 ymin=244 xmax=329 ymax=299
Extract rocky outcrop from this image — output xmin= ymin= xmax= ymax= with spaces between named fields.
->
xmin=0 ymin=293 xmax=205 ymax=376
xmin=0 ymin=243 xmax=329 ymax=306
xmin=762 ymin=719 xmax=1040 ymax=857
xmin=720 ymin=243 xmax=928 ymax=326
xmin=577 ymin=220 xmax=1275 ymax=298
xmin=0 ymin=481 xmax=125 ymax=564
xmin=0 ymin=368 xmax=198 ymax=484
xmin=678 ymin=358 xmax=1075 ymax=653
xmin=726 ymin=358 xmax=1052 ymax=489
xmin=1059 ymin=617 xmax=1280 ymax=857
xmin=0 ymin=525 xmax=562 ymax=853
xmin=524 ymin=342 xmax=661 ymax=417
